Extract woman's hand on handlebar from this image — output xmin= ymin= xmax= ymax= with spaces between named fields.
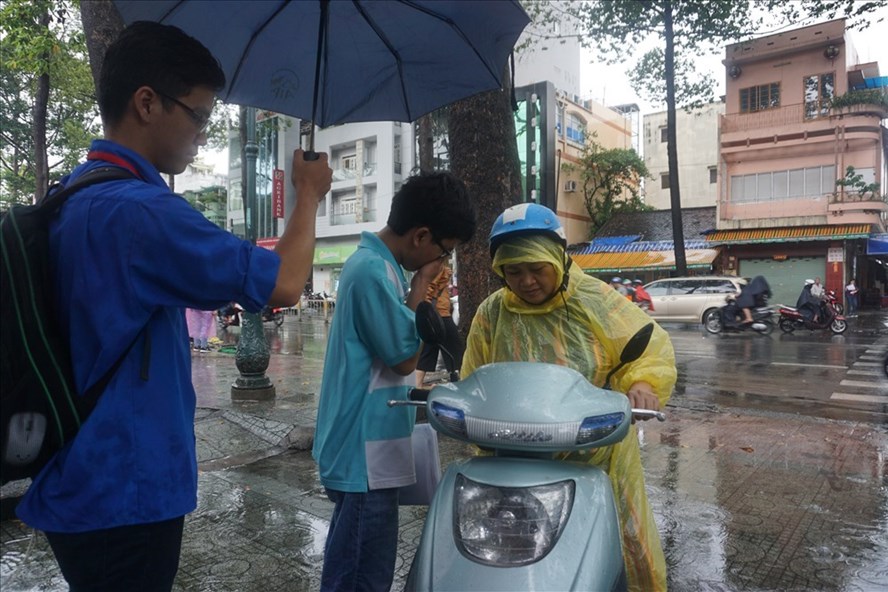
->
xmin=625 ymin=381 xmax=660 ymax=422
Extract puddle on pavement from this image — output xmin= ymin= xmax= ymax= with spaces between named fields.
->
xmin=641 ymin=409 xmax=888 ymax=591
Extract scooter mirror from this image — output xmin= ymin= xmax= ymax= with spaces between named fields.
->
xmin=415 ymin=301 xmax=447 ymax=345
xmin=603 ymin=323 xmax=654 ymax=390
xmin=620 ymin=323 xmax=654 ymax=366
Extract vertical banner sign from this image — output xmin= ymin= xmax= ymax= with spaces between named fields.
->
xmin=272 ymin=169 xmax=285 ymax=219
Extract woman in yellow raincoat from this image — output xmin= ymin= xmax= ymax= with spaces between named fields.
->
xmin=461 ymin=203 xmax=677 ymax=592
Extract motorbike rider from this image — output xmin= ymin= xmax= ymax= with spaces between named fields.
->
xmin=633 ymin=278 xmax=654 ymax=311
xmin=461 ymin=203 xmax=677 ymax=592
xmin=740 ymin=275 xmax=771 ymax=323
xmin=796 ymin=279 xmax=820 ymax=322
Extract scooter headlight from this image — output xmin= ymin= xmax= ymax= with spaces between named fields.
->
xmin=453 ymin=474 xmax=574 ymax=566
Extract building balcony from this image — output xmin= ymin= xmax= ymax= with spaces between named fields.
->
xmin=719 ymin=193 xmax=887 ymax=231
xmin=722 ymin=103 xmax=809 ymax=134
xmin=332 ymin=162 xmax=378 ymax=183
xmin=828 ymin=190 xmax=888 ymax=223
xmin=720 ymin=101 xmax=885 ymax=160
xmin=721 ymin=100 xmax=885 ymax=136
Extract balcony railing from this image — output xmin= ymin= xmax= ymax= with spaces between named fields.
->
xmin=723 ymin=99 xmax=887 ymax=134
xmin=722 ymin=103 xmax=808 ymax=133
xmin=332 ymin=162 xmax=378 ymax=182
xmin=828 ymin=190 xmax=888 ymax=205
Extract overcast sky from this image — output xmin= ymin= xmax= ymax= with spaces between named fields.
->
xmin=581 ymin=6 xmax=888 ymax=114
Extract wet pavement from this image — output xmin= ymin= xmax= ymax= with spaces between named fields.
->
xmin=2 ymin=311 xmax=887 ymax=591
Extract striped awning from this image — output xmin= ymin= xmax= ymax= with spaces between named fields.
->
xmin=570 ymin=248 xmax=719 ymax=273
xmin=705 ymin=224 xmax=871 ymax=245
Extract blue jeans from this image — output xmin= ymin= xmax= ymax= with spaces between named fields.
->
xmin=846 ymin=292 xmax=858 ymax=314
xmin=321 ymin=488 xmax=400 ymax=592
xmin=44 ymin=516 xmax=184 ymax=592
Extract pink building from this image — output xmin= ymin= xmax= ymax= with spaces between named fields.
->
xmin=709 ymin=19 xmax=887 ymax=307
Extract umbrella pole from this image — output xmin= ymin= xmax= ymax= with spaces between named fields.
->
xmin=306 ymin=0 xmax=330 ymax=160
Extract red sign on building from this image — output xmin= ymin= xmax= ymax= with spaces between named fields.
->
xmin=272 ymin=168 xmax=285 ymax=219
xmin=257 ymin=237 xmax=279 ymax=250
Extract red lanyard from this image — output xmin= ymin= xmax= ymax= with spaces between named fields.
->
xmin=87 ymin=150 xmax=143 ymax=180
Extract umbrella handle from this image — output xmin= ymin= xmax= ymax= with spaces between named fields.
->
xmin=304 ymin=151 xmax=320 ymax=161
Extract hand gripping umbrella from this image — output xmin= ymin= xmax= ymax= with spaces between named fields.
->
xmin=113 ymin=0 xmax=529 ymax=156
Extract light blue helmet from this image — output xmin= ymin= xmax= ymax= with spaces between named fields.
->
xmin=489 ymin=203 xmax=567 ymax=257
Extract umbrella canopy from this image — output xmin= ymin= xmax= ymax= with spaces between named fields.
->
xmin=113 ymin=0 xmax=529 ymax=128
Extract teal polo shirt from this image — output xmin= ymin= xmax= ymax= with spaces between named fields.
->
xmin=312 ymin=232 xmax=420 ymax=492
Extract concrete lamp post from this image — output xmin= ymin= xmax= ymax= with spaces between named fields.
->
xmin=232 ymin=105 xmax=275 ymax=401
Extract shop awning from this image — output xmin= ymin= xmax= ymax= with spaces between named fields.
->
xmin=868 ymin=234 xmax=888 ymax=255
xmin=313 ymin=244 xmax=357 ymax=265
xmin=589 ymin=235 xmax=641 ymax=247
xmin=705 ymin=224 xmax=871 ymax=245
xmin=571 ymin=248 xmax=720 ymax=273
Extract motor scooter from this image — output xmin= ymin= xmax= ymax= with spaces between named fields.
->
xmin=704 ymin=295 xmax=775 ymax=335
xmin=390 ymin=303 xmax=664 ymax=591
xmin=777 ymin=293 xmax=847 ymax=334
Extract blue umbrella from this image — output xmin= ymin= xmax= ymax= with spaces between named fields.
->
xmin=113 ymin=0 xmax=529 ymax=150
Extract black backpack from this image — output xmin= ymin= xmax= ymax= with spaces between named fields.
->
xmin=1 ymin=166 xmax=140 ymax=484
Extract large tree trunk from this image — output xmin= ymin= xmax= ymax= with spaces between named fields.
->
xmin=32 ymin=10 xmax=50 ymax=202
xmin=449 ymin=69 xmax=522 ymax=341
xmin=80 ymin=0 xmax=124 ymax=101
xmin=663 ymin=1 xmax=687 ymax=276
xmin=417 ymin=114 xmax=434 ymax=173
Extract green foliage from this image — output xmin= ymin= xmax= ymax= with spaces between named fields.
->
xmin=574 ymin=1 xmax=762 ymax=109
xmin=563 ymin=136 xmax=651 ymax=237
xmin=0 ymin=0 xmax=100 ymax=207
xmin=829 ymin=88 xmax=888 ymax=111
xmin=835 ymin=166 xmax=881 ymax=199
xmin=774 ymin=1 xmax=887 ymax=31
xmin=627 ymin=49 xmax=717 ymax=111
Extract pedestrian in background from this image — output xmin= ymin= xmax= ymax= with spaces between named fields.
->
xmin=810 ymin=277 xmax=824 ymax=301
xmin=14 ymin=22 xmax=332 ymax=592
xmin=845 ymin=278 xmax=859 ymax=316
xmin=312 ymin=172 xmax=476 ymax=592
xmin=623 ymin=278 xmax=636 ymax=301
xmin=612 ymin=276 xmax=628 ymax=296
xmin=192 ymin=308 xmax=216 ymax=351
xmin=416 ymin=261 xmax=463 ymax=387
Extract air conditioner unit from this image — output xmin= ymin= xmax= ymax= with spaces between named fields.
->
xmin=564 ymin=180 xmax=578 ymax=192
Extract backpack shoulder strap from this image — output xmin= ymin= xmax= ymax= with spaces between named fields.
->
xmin=39 ymin=166 xmax=137 ymax=213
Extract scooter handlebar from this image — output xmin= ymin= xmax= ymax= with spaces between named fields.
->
xmin=631 ymin=408 xmax=666 ymax=422
xmin=409 ymin=388 xmax=431 ymax=402
xmin=387 ymin=388 xmax=431 ymax=408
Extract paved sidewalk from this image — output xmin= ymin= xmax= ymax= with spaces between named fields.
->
xmin=2 ymin=317 xmax=887 ymax=591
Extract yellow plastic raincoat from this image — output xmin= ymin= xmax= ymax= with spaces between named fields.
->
xmin=461 ymin=235 xmax=677 ymax=592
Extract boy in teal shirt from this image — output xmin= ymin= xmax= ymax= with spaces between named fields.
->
xmin=313 ymin=172 xmax=475 ymax=591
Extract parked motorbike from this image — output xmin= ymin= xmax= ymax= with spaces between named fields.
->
xmin=823 ymin=289 xmax=844 ymax=314
xmin=391 ymin=303 xmax=663 ymax=591
xmin=777 ymin=293 xmax=847 ymax=334
xmin=217 ymin=304 xmax=284 ymax=329
xmin=262 ymin=306 xmax=285 ymax=327
xmin=704 ymin=296 xmax=775 ymax=335
xmin=217 ymin=303 xmax=243 ymax=329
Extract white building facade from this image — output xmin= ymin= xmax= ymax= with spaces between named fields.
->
xmin=642 ymin=102 xmax=725 ymax=210
xmin=227 ymin=112 xmax=414 ymax=296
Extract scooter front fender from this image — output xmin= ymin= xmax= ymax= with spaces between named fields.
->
xmin=409 ymin=456 xmax=625 ymax=591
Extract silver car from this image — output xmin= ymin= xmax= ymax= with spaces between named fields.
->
xmin=644 ymin=276 xmax=747 ymax=324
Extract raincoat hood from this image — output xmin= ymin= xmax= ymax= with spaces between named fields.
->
xmin=491 ymin=234 xmax=574 ymax=314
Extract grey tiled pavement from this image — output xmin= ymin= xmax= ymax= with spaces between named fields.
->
xmin=2 ymin=316 xmax=887 ymax=591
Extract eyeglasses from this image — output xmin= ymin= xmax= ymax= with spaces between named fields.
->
xmin=432 ymin=236 xmax=453 ymax=260
xmin=156 ymin=91 xmax=211 ymax=133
